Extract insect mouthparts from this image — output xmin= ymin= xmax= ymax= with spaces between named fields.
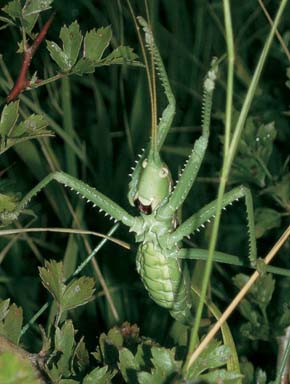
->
xmin=134 ymin=198 xmax=152 ymax=215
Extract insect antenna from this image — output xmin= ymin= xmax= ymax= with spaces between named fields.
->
xmin=126 ymin=0 xmax=158 ymax=158
xmin=144 ymin=0 xmax=158 ymax=157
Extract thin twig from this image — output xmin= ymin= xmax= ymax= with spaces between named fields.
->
xmin=7 ymin=13 xmax=55 ymax=103
xmin=0 ymin=227 xmax=130 ymax=250
xmin=258 ymin=0 xmax=290 ymax=62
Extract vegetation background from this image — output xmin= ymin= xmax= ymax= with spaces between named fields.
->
xmin=0 ymin=0 xmax=289 ymax=382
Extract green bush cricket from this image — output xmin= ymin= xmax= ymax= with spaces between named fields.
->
xmin=0 ymin=17 xmax=258 ymax=326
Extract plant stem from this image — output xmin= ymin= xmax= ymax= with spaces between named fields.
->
xmin=223 ymin=0 xmax=234 ymax=156
xmin=184 ymin=0 xmax=235 ymax=370
xmin=7 ymin=13 xmax=55 ymax=102
xmin=184 ymin=0 xmax=288 ymax=375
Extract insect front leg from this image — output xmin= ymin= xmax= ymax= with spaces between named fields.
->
xmin=0 ymin=171 xmax=140 ymax=230
xmin=167 ymin=185 xmax=257 ymax=266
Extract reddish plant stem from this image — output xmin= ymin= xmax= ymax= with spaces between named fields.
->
xmin=6 ymin=13 xmax=55 ymax=103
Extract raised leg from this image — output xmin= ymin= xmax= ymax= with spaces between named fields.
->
xmin=0 ymin=171 xmax=138 ymax=229
xmin=157 ymin=58 xmax=218 ymax=221
xmin=167 ymin=185 xmax=257 ymax=266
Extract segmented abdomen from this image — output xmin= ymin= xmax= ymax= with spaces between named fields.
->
xmin=136 ymin=242 xmax=193 ymax=324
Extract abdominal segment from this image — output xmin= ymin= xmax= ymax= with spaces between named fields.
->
xmin=136 ymin=242 xmax=193 ymax=324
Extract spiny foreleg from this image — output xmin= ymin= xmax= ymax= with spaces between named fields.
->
xmin=0 ymin=171 xmax=139 ymax=229
xmin=167 ymin=185 xmax=257 ymax=266
xmin=157 ymin=58 xmax=218 ymax=221
xmin=157 ymin=133 xmax=207 ymax=221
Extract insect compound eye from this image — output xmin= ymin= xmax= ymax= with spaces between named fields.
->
xmin=142 ymin=159 xmax=148 ymax=168
xmin=159 ymin=166 xmax=169 ymax=178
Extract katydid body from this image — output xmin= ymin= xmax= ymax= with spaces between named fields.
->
xmin=0 ymin=18 xmax=257 ymax=325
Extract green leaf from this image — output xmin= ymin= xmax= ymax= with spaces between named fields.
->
xmin=119 ymin=348 xmax=139 ymax=383
xmin=252 ymin=274 xmax=275 ymax=311
xmin=137 ymin=372 xmax=153 ymax=384
xmin=0 ymin=106 xmax=51 ymax=155
xmin=0 ymin=303 xmax=23 ymax=344
xmin=136 ymin=347 xmax=181 ymax=383
xmin=256 ymin=368 xmax=267 ymax=384
xmin=99 ymin=46 xmax=139 ymax=66
xmin=47 ymin=21 xmax=83 ymax=71
xmin=134 ymin=344 xmax=151 ymax=372
xmin=0 ymin=299 xmax=10 ymax=322
xmin=255 ymin=207 xmax=281 ymax=239
xmin=74 ymin=43 xmax=139 ymax=75
xmin=54 ymin=320 xmax=75 ymax=377
xmin=0 ymin=101 xmax=19 ymax=136
xmin=83 ymin=26 xmax=112 ymax=61
xmin=230 ymin=117 xmax=276 ymax=187
xmin=13 ymin=114 xmax=48 ymax=137
xmin=151 ymin=347 xmax=179 ymax=373
xmin=240 ymin=357 xmax=255 ymax=384
xmin=240 ymin=321 xmax=269 ymax=341
xmin=0 ymin=15 xmax=16 ymax=30
xmin=73 ymin=31 xmax=139 ymax=75
xmin=74 ymin=338 xmax=90 ymax=370
xmin=255 ymin=207 xmax=281 ymax=238
xmin=73 ymin=57 xmax=96 ymax=75
xmin=236 ymin=298 xmax=260 ymax=325
xmin=0 ymin=193 xmax=19 ymax=222
xmin=39 ymin=260 xmax=65 ymax=304
xmin=0 ymin=178 xmax=21 ymax=225
xmin=55 ymin=320 xmax=75 ymax=352
xmin=46 ymin=40 xmax=70 ymax=71
xmin=262 ymin=174 xmax=290 ymax=211
xmin=0 ymin=108 xmax=52 ymax=154
xmin=2 ymin=0 xmax=22 ymax=20
xmin=0 ymin=352 xmax=41 ymax=384
xmin=39 ymin=325 xmax=51 ymax=355
xmin=21 ymin=0 xmax=53 ymax=34
xmin=60 ymin=21 xmax=82 ymax=68
xmin=22 ymin=0 xmax=53 ymax=17
xmin=95 ymin=331 xmax=121 ymax=367
xmin=233 ymin=273 xmax=275 ymax=341
xmin=83 ymin=366 xmax=115 ymax=384
xmin=200 ymin=368 xmax=243 ymax=383
xmin=62 ymin=276 xmax=95 ymax=311
xmin=107 ymin=327 xmax=124 ymax=348
xmin=188 ymin=340 xmax=231 ymax=378
xmin=233 ymin=273 xmax=275 ymax=311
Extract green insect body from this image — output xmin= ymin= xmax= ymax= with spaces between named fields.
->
xmin=0 ymin=18 xmax=258 ymax=326
xmin=128 ymin=18 xmax=217 ymax=324
xmin=136 ymin=241 xmax=193 ymax=324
